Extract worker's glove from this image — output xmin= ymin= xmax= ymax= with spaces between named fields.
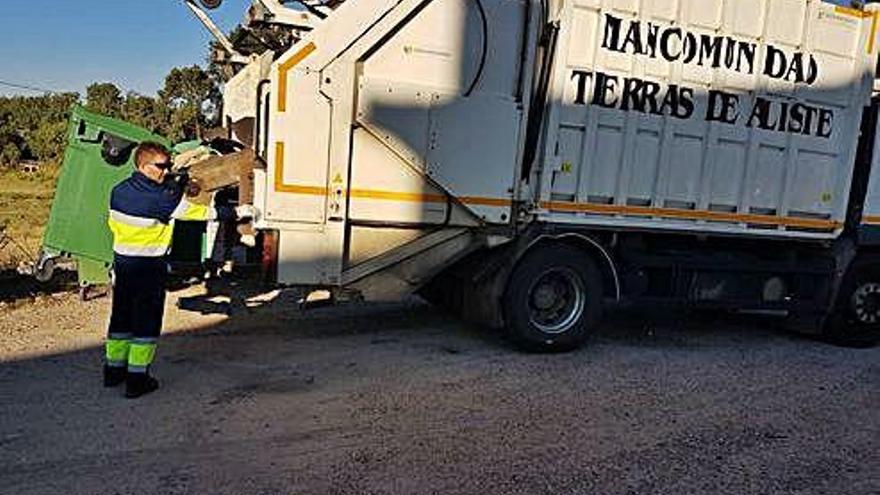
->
xmin=235 ymin=204 xmax=259 ymax=221
xmin=184 ymin=178 xmax=202 ymax=198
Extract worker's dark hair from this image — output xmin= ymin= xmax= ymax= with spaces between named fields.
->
xmin=134 ymin=141 xmax=170 ymax=169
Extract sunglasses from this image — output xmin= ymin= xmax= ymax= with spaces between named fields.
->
xmin=151 ymin=160 xmax=174 ymax=171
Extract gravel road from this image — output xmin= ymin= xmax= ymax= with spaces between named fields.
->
xmin=0 ymin=282 xmax=877 ymax=495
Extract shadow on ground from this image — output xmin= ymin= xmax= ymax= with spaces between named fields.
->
xmin=0 ymin=289 xmax=877 ymax=495
xmin=0 ymin=268 xmax=78 ymax=305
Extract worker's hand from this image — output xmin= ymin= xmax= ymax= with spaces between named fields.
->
xmin=235 ymin=204 xmax=259 ymax=221
xmin=185 ymin=179 xmax=202 ymax=198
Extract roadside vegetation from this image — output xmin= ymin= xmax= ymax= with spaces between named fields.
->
xmin=0 ymin=65 xmax=221 ymax=267
xmin=0 ymin=168 xmax=58 ymax=265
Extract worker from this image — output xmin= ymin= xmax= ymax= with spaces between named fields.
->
xmin=103 ymin=141 xmax=256 ymax=398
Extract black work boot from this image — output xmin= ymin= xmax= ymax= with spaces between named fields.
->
xmin=125 ymin=372 xmax=159 ymax=399
xmin=103 ymin=365 xmax=127 ymax=387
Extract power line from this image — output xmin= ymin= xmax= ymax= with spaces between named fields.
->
xmin=0 ymin=79 xmax=65 ymax=94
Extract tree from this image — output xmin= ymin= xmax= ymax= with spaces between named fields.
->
xmin=0 ymin=93 xmax=78 ymax=166
xmin=122 ymin=93 xmax=164 ymax=133
xmin=0 ymin=63 xmax=223 ymax=167
xmin=28 ymin=120 xmax=68 ymax=163
xmin=86 ymin=82 xmax=123 ymax=118
xmin=0 ymin=142 xmax=20 ymax=168
xmin=168 ymin=104 xmax=201 ymax=141
xmin=0 ymin=93 xmax=76 ymax=137
xmin=159 ymin=66 xmax=220 ymax=139
xmin=207 ymin=25 xmax=292 ymax=83
xmin=38 ymin=93 xmax=79 ymax=125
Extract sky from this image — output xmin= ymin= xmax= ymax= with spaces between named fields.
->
xmin=0 ymin=0 xmax=857 ymax=98
xmin=0 ymin=0 xmax=252 ymax=97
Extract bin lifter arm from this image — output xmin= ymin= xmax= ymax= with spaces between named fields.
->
xmin=183 ymin=0 xmax=252 ymax=64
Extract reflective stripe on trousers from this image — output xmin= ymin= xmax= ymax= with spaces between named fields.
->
xmin=128 ymin=339 xmax=157 ymax=372
xmin=105 ymin=334 xmax=132 ymax=368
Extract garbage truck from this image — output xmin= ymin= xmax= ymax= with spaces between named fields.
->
xmin=43 ymin=0 xmax=880 ymax=350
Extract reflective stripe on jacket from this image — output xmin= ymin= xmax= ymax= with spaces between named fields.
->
xmin=108 ymin=172 xmax=231 ymax=258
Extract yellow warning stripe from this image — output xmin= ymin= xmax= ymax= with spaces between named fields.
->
xmin=457 ymin=196 xmax=513 ymax=207
xmin=274 ymin=183 xmax=511 ymax=207
xmin=540 ymin=201 xmax=840 ymax=231
xmin=870 ymin=12 xmax=879 ymax=54
xmin=277 ymin=42 xmax=316 ymax=113
xmin=275 ymin=183 xmax=329 ymax=196
xmin=274 ymin=142 xmax=299 ymax=194
xmin=835 ymin=5 xmax=873 ymax=19
xmin=861 ymin=215 xmax=880 ymax=226
xmin=349 ymin=189 xmax=511 ymax=207
xmin=350 ymin=189 xmax=446 ymax=203
xmin=274 ymin=141 xmax=510 ymax=206
xmin=831 ymin=6 xmax=876 ymax=54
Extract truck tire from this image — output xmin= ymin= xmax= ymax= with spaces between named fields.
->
xmin=503 ymin=244 xmax=602 ymax=352
xmin=830 ymin=262 xmax=880 ymax=346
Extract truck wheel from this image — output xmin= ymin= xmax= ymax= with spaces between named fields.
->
xmin=503 ymin=244 xmax=602 ymax=352
xmin=829 ymin=263 xmax=880 ymax=345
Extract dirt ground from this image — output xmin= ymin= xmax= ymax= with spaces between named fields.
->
xmin=0 ymin=278 xmax=877 ymax=495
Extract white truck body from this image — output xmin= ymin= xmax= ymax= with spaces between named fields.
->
xmin=258 ymin=0 xmax=534 ymax=290
xmin=229 ymin=0 xmax=880 ymax=346
xmin=539 ymin=0 xmax=875 ymax=239
xmin=254 ymin=0 xmax=878 ymax=287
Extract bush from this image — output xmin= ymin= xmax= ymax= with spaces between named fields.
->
xmin=0 ymin=142 xmax=20 ymax=168
xmin=28 ymin=121 xmax=68 ymax=163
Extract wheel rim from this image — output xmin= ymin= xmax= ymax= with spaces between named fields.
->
xmin=851 ymin=282 xmax=880 ymax=325
xmin=526 ymin=267 xmax=586 ymax=334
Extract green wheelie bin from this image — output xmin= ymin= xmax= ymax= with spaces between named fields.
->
xmin=35 ymin=106 xmax=171 ymax=292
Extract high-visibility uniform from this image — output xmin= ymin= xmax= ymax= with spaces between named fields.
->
xmin=104 ymin=171 xmax=233 ymax=374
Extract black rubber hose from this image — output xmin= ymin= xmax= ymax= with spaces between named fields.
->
xmin=254 ymin=79 xmax=271 ymax=157
xmin=199 ymin=0 xmax=223 ymax=9
xmin=521 ymin=21 xmax=559 ymax=179
xmin=464 ymin=0 xmax=488 ymax=97
xmin=293 ymin=0 xmax=328 ymax=19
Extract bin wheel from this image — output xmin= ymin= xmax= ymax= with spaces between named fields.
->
xmin=34 ymin=258 xmax=55 ymax=283
xmin=503 ymin=244 xmax=603 ymax=352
